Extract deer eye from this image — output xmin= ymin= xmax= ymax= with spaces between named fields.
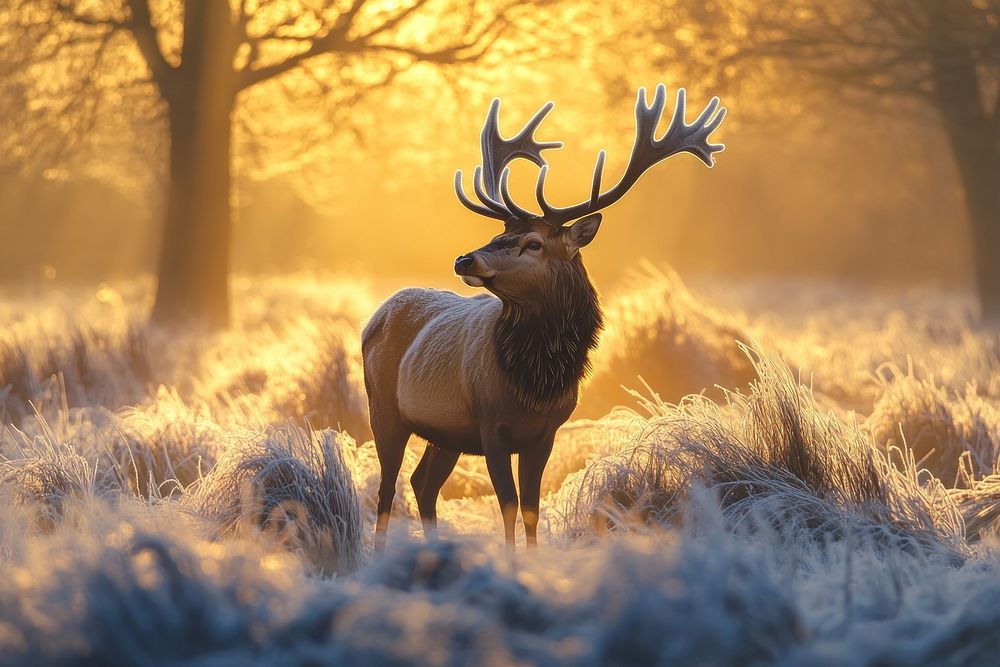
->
xmin=524 ymin=240 xmax=543 ymax=252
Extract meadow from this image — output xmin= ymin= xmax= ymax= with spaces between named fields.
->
xmin=1 ymin=267 xmax=999 ymax=665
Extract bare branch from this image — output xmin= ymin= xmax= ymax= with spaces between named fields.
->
xmin=330 ymin=0 xmax=371 ymax=36
xmin=237 ymin=0 xmax=508 ymax=91
xmin=362 ymin=10 xmax=509 ymax=64
xmin=122 ymin=0 xmax=176 ymax=98
xmin=237 ymin=32 xmax=352 ymax=90
xmin=54 ymin=1 xmax=125 ymax=28
xmin=44 ymin=24 xmax=120 ymax=167
xmin=357 ymin=0 xmax=431 ymax=41
xmin=238 ymin=0 xmax=366 ymax=85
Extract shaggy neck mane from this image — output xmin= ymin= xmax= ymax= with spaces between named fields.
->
xmin=494 ymin=258 xmax=603 ymax=413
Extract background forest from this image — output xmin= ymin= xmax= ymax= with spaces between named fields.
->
xmin=0 ymin=1 xmax=999 ymax=665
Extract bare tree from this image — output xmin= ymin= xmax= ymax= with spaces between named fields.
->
xmin=1 ymin=1 xmax=512 ymax=327
xmin=687 ymin=0 xmax=1000 ymax=321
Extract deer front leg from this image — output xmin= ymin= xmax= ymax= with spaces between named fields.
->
xmin=372 ymin=421 xmax=410 ymax=553
xmin=518 ymin=436 xmax=554 ymax=549
xmin=483 ymin=426 xmax=518 ymax=548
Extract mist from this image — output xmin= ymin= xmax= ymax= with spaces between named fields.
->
xmin=1 ymin=2 xmax=999 ymax=665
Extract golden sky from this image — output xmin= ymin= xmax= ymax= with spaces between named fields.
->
xmin=0 ymin=0 xmax=977 ymax=289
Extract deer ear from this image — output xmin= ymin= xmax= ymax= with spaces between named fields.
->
xmin=564 ymin=213 xmax=602 ymax=255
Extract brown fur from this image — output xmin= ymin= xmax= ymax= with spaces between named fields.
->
xmin=362 ymin=218 xmax=602 ymax=550
xmin=495 ymin=257 xmax=602 ymax=412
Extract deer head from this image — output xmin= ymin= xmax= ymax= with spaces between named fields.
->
xmin=453 ymin=85 xmax=726 ymax=302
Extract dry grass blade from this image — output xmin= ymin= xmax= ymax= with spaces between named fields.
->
xmin=183 ymin=423 xmax=363 ymax=574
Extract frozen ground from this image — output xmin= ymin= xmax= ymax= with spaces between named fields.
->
xmin=0 ymin=269 xmax=998 ymax=665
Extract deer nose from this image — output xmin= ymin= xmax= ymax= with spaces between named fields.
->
xmin=454 ymin=255 xmax=475 ymax=274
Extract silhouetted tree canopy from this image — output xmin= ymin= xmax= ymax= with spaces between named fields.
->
xmin=662 ymin=0 xmax=1000 ymax=320
xmin=0 ymin=0 xmax=524 ymax=327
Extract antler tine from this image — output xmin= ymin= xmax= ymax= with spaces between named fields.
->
xmin=507 ymin=101 xmax=563 ymax=165
xmin=538 ymin=84 xmax=726 ymax=226
xmin=455 ymin=85 xmax=725 ymax=226
xmin=534 ymin=165 xmax=554 ymax=218
xmin=471 ymin=165 xmax=510 ymax=217
xmin=480 ymin=100 xmax=562 ymax=196
xmin=636 ymin=83 xmax=667 ymax=140
xmin=499 ymin=168 xmax=539 ymax=221
xmin=589 ymin=150 xmax=606 ymax=209
xmin=456 ymin=98 xmax=562 ymax=222
xmin=454 ymin=169 xmax=505 ymax=220
xmin=659 ymin=88 xmax=727 ymax=167
xmin=534 ymin=151 xmax=607 ymax=220
xmin=478 ymin=98 xmax=504 ymax=199
xmin=692 ymin=97 xmax=727 ymax=165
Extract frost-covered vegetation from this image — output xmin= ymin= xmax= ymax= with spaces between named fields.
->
xmin=1 ymin=271 xmax=999 ymax=665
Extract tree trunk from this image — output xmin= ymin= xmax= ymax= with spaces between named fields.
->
xmin=930 ymin=42 xmax=1000 ymax=324
xmin=150 ymin=1 xmax=236 ymax=328
xmin=950 ymin=134 xmax=1000 ymax=324
xmin=151 ymin=99 xmax=234 ymax=328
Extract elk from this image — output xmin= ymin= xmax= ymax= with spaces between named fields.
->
xmin=362 ymin=84 xmax=725 ymax=550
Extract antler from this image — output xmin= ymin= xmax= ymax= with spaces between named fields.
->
xmin=535 ymin=84 xmax=726 ymax=226
xmin=454 ymin=84 xmax=726 ymax=227
xmin=454 ymin=99 xmax=563 ymax=222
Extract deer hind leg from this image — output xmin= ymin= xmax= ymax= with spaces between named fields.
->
xmin=413 ymin=445 xmax=460 ymax=537
xmin=410 ymin=447 xmax=432 ymax=499
xmin=373 ymin=420 xmax=410 ymax=553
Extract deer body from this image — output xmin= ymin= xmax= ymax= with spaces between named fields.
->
xmin=363 ymin=246 xmax=601 ymax=547
xmin=363 ymin=84 xmax=725 ymax=550
xmin=366 ymin=288 xmax=588 ymax=455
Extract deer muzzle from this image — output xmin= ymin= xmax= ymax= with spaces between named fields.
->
xmin=454 ymin=254 xmax=495 ymax=288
